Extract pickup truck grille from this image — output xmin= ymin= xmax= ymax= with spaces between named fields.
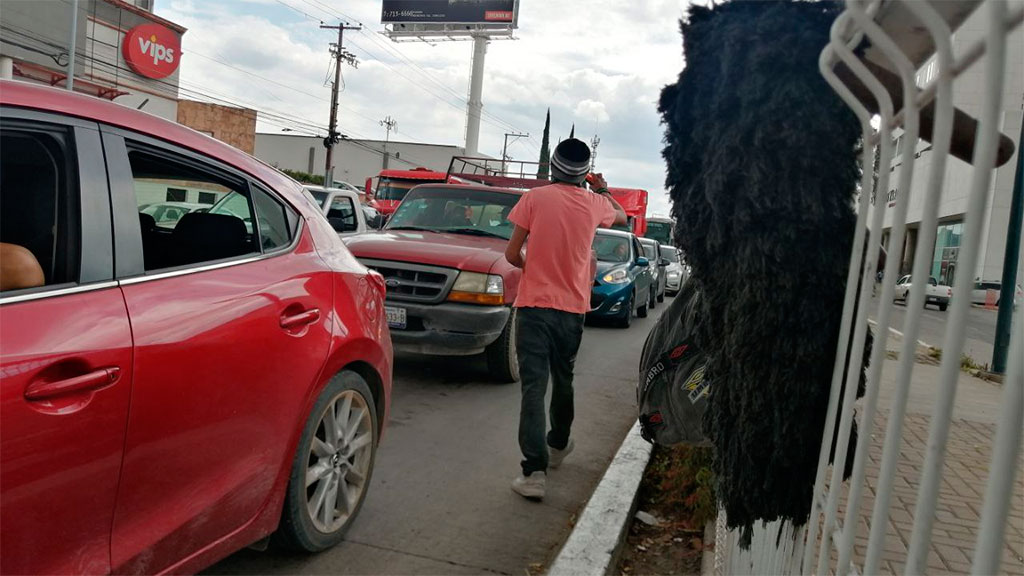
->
xmin=358 ymin=259 xmax=459 ymax=304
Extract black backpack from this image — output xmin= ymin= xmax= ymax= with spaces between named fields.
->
xmin=637 ymin=280 xmax=711 ymax=446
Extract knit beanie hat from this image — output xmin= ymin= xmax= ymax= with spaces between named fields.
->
xmin=550 ymin=138 xmax=591 ymax=184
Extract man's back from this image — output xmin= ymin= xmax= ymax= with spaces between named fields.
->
xmin=508 ymin=183 xmax=616 ymax=314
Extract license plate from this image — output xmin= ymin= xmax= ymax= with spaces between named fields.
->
xmin=927 ymin=296 xmax=938 ymax=302
xmin=385 ymin=306 xmax=407 ymax=329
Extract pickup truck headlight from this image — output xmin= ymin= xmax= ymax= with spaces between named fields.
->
xmin=602 ymin=268 xmax=629 ymax=284
xmin=448 ymin=272 xmax=505 ymax=305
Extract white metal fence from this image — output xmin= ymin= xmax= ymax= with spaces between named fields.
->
xmin=715 ymin=1 xmax=1023 ymax=574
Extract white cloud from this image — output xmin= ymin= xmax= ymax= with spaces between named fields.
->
xmin=158 ymin=0 xmax=692 ymax=216
xmin=573 ymin=99 xmax=611 ymax=124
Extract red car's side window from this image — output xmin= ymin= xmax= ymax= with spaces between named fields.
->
xmin=0 ymin=127 xmax=78 ymax=293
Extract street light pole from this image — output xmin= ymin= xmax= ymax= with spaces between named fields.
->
xmin=992 ymin=114 xmax=1024 ymax=373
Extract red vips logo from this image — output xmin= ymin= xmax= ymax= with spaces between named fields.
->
xmin=123 ymin=24 xmax=180 ymax=79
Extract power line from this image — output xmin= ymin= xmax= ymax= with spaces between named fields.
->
xmin=8 ymin=7 xmax=456 ymax=167
xmin=268 ymin=0 xmax=534 ymax=146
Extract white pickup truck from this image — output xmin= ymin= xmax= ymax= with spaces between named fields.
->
xmin=893 ymin=274 xmax=953 ymax=311
xmin=302 ymin=185 xmax=383 ymax=238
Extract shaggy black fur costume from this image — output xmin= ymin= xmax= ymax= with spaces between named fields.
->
xmin=658 ymin=0 xmax=871 ymax=543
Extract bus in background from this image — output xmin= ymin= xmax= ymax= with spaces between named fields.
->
xmin=646 ymin=216 xmax=674 ymax=246
xmin=608 ymin=187 xmax=648 ymax=237
xmin=366 ymin=167 xmax=450 ymax=217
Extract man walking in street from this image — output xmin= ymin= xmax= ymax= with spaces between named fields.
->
xmin=504 ymin=138 xmax=628 ymax=500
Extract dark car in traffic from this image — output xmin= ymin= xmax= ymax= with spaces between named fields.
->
xmin=588 ymin=228 xmax=654 ymax=327
xmin=639 ymin=237 xmax=668 ymax=307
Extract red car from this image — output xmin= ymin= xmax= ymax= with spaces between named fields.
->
xmin=0 ymin=80 xmax=392 ymax=575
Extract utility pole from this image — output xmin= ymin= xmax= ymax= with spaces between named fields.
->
xmin=992 ymin=115 xmax=1024 ymax=373
xmin=380 ymin=115 xmax=397 ymax=170
xmin=320 ymin=22 xmax=361 ymax=186
xmin=501 ymin=132 xmax=528 ymax=175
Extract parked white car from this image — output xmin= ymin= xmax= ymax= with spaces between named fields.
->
xmin=303 ymin=185 xmax=377 ymax=237
xmin=971 ymin=280 xmax=1022 ymax=309
xmin=894 ymin=274 xmax=952 ymax=311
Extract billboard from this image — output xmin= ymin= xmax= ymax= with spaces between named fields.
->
xmin=381 ymin=0 xmax=518 ymax=26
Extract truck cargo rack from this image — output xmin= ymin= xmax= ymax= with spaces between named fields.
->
xmin=447 ymin=157 xmax=551 ymax=190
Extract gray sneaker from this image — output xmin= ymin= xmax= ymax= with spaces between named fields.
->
xmin=549 ymin=439 xmax=575 ymax=469
xmin=511 ymin=472 xmax=546 ymax=500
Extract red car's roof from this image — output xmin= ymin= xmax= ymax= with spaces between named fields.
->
xmin=379 ymin=168 xmax=448 ymax=181
xmin=0 ymin=80 xmax=304 ymax=204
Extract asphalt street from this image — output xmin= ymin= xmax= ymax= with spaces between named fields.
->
xmin=869 ymin=294 xmax=1001 ymax=365
xmin=206 ymin=305 xmax=665 ymax=575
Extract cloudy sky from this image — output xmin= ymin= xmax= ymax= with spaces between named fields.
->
xmin=158 ymin=0 xmax=697 ymax=215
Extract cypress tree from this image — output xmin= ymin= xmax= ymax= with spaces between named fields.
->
xmin=537 ymin=108 xmax=551 ymax=179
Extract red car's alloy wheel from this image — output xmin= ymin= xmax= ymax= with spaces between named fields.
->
xmin=306 ymin=389 xmax=374 ymax=533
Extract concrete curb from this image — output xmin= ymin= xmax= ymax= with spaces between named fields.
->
xmin=547 ymin=421 xmax=654 ymax=576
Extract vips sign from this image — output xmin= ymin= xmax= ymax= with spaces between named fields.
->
xmin=381 ymin=0 xmax=517 ymax=26
xmin=123 ymin=24 xmax=180 ymax=79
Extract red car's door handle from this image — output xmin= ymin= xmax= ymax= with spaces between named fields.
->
xmin=280 ymin=308 xmax=321 ymax=329
xmin=24 ymin=367 xmax=121 ymax=401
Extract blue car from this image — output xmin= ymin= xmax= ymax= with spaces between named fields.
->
xmin=588 ymin=228 xmax=654 ymax=327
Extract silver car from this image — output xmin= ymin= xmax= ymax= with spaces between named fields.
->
xmin=661 ymin=245 xmax=686 ymax=296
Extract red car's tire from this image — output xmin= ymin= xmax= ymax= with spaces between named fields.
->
xmin=274 ymin=371 xmax=378 ymax=552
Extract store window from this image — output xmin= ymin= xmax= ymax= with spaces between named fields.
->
xmin=932 ymin=221 xmax=963 ymax=286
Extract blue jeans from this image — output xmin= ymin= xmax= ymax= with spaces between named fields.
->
xmin=516 ymin=307 xmax=586 ymax=475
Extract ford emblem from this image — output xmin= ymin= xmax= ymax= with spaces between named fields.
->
xmin=385 ymin=278 xmax=402 ymax=288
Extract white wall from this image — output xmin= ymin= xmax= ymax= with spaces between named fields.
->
xmin=881 ymin=4 xmax=1023 ymax=283
xmin=254 ymin=133 xmax=468 ymax=188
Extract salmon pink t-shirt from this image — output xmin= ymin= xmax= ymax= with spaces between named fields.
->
xmin=507 ymin=183 xmax=618 ymax=314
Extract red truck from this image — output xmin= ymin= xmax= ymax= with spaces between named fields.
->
xmin=608 ymin=187 xmax=648 ymax=237
xmin=365 ymin=167 xmax=449 ymax=217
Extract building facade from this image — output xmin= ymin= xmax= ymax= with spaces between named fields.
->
xmin=0 ymin=0 xmax=186 ymax=121
xmin=882 ymin=5 xmax=1023 ymax=287
xmin=177 ymin=100 xmax=257 ymax=154
xmin=254 ymin=132 xmax=466 ymax=188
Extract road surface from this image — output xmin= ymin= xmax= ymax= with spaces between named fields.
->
xmin=206 ymin=306 xmax=665 ymax=575
xmin=869 ymin=294 xmax=1000 ymax=365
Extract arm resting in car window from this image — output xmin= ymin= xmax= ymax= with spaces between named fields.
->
xmin=0 ymin=243 xmax=45 ymax=291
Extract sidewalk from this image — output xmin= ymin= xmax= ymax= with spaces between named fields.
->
xmin=834 ymin=336 xmax=1024 ymax=574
